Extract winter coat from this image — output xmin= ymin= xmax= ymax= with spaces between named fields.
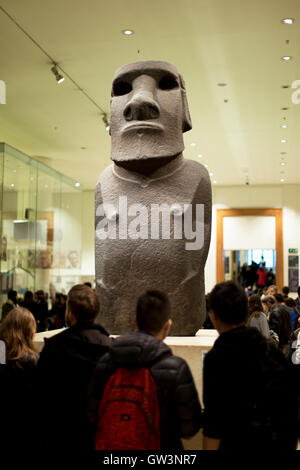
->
xmin=203 ymin=326 xmax=298 ymax=451
xmin=87 ymin=331 xmax=202 ymax=449
xmin=36 ymin=322 xmax=111 ymax=454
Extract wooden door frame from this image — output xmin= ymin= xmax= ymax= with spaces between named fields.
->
xmin=216 ymin=208 xmax=283 ymax=289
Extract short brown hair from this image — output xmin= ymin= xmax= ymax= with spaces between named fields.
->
xmin=67 ymin=285 xmax=100 ymax=324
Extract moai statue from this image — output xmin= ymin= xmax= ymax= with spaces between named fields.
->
xmin=95 ymin=61 xmax=211 ymax=335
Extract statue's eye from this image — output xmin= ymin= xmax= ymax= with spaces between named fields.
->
xmin=158 ymin=75 xmax=179 ymax=90
xmin=113 ymin=81 xmax=132 ymax=96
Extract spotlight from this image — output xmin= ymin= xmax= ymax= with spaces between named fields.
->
xmin=102 ymin=113 xmax=110 ymax=131
xmin=51 ymin=65 xmax=65 ymax=84
xmin=281 ymin=18 xmax=294 ymax=24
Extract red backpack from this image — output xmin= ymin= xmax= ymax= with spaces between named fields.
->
xmin=94 ymin=367 xmax=160 ymax=450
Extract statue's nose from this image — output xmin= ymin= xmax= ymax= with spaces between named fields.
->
xmin=123 ymin=75 xmax=160 ymax=121
xmin=123 ymin=94 xmax=160 ymax=121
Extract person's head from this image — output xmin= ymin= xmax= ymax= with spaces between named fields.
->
xmin=207 ymin=281 xmax=248 ymax=332
xmin=110 ymin=60 xmax=192 ymax=164
xmin=248 ymin=294 xmax=264 ymax=316
xmin=35 ymin=290 xmax=44 ymax=299
xmin=66 ymin=284 xmax=100 ymax=326
xmin=282 ymin=286 xmax=289 ymax=296
xmin=37 ymin=250 xmax=52 ymax=269
xmin=274 ymin=293 xmax=284 ymax=304
xmin=0 ymin=307 xmax=37 ymax=366
xmin=7 ymin=289 xmax=17 ymax=304
xmin=68 ymin=251 xmax=79 ymax=268
xmin=262 ymin=295 xmax=276 ymax=311
xmin=136 ymin=290 xmax=171 ymax=339
xmin=284 ymin=297 xmax=296 ymax=309
xmin=24 ymin=290 xmax=34 ymax=303
xmin=267 ymin=285 xmax=278 ymax=296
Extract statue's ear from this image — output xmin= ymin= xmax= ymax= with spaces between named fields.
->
xmin=179 ymin=75 xmax=192 ymax=133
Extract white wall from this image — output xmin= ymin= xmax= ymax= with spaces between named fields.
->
xmin=81 ymin=184 xmax=300 ymax=293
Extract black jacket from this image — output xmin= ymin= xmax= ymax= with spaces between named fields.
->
xmin=203 ymin=326 xmax=298 ymax=451
xmin=87 ymin=331 xmax=202 ymax=449
xmin=36 ymin=323 xmax=111 ymax=454
xmin=0 ymin=355 xmax=38 ymax=453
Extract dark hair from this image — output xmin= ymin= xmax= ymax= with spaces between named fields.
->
xmin=84 ymin=282 xmax=92 ymax=288
xmin=67 ymin=284 xmax=100 ymax=324
xmin=208 ymin=281 xmax=248 ymax=325
xmin=262 ymin=295 xmax=276 ymax=305
xmin=274 ymin=293 xmax=284 ymax=303
xmin=282 ymin=286 xmax=290 ymax=296
xmin=298 ymin=286 xmax=300 ymax=297
xmin=248 ymin=294 xmax=264 ymax=317
xmin=136 ymin=290 xmax=170 ymax=334
xmin=24 ymin=291 xmax=34 ymax=303
xmin=7 ymin=290 xmax=17 ymax=303
xmin=284 ymin=297 xmax=296 ymax=308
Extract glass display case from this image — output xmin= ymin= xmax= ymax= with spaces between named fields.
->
xmin=0 ymin=143 xmax=83 ymax=314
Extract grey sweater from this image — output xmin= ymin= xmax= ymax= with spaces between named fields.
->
xmin=249 ymin=312 xmax=270 ymax=339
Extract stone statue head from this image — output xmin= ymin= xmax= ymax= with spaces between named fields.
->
xmin=110 ymin=61 xmax=192 ymax=163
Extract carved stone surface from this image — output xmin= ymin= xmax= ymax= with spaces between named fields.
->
xmin=95 ymin=61 xmax=212 ymax=335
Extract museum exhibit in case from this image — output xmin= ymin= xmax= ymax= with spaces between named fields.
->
xmin=0 ymin=143 xmax=83 ymax=309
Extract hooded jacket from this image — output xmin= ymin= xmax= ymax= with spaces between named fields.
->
xmin=87 ymin=331 xmax=202 ymax=449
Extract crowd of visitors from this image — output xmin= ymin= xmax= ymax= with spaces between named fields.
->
xmin=0 ymin=280 xmax=299 ymax=456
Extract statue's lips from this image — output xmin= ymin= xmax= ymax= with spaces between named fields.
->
xmin=122 ymin=122 xmax=164 ymax=132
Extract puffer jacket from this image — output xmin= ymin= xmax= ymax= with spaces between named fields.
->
xmin=87 ymin=331 xmax=202 ymax=449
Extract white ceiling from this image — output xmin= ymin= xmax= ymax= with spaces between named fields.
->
xmin=0 ymin=0 xmax=299 ymax=190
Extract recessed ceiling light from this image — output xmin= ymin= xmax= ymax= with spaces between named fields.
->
xmin=281 ymin=139 xmax=287 ymax=143
xmin=13 ymin=169 xmax=17 ymax=173
xmin=10 ymin=183 xmax=14 ymax=188
xmin=213 ymin=180 xmax=217 ymax=184
xmin=45 ymin=184 xmax=48 ymax=188
xmin=281 ymin=124 xmax=287 ymax=128
xmin=75 ymin=182 xmax=81 ymax=187
xmin=190 ymin=143 xmax=196 ymax=147
xmin=204 ymin=164 xmax=208 ymax=168
xmin=197 ymin=154 xmax=203 ymax=158
xmin=281 ymin=18 xmax=294 ymax=24
xmin=209 ymin=172 xmax=214 ymax=177
xmin=280 ymin=178 xmax=285 ymax=182
xmin=106 ymin=125 xmax=110 ymax=131
xmin=122 ymin=29 xmax=134 ymax=35
xmin=281 ymin=56 xmax=292 ymax=61
xmin=281 ymin=162 xmax=286 ymax=166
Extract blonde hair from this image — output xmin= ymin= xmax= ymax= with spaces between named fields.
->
xmin=0 ymin=307 xmax=37 ymax=368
